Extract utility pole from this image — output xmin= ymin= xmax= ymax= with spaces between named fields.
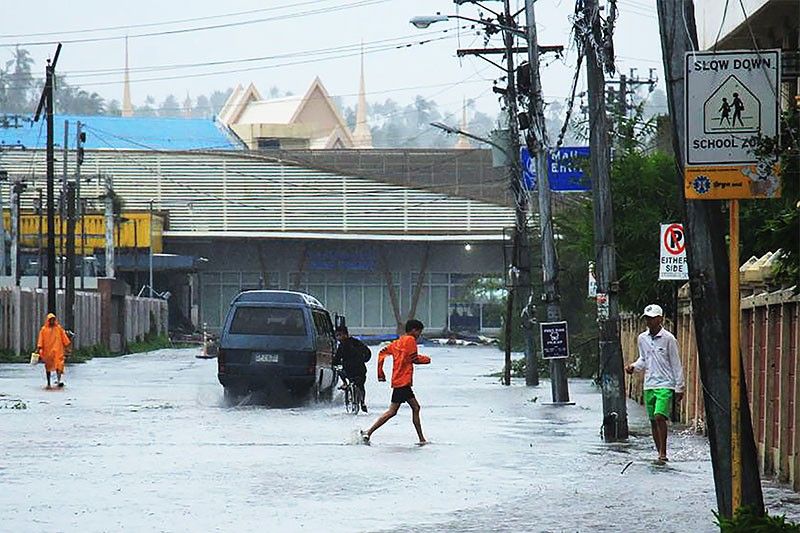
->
xmin=0 ymin=170 xmax=6 ymax=277
xmin=104 ymin=174 xmax=115 ymax=278
xmin=36 ymin=189 xmax=43 ymax=289
xmin=10 ymin=180 xmax=25 ymax=286
xmin=59 ymin=120 xmax=68 ymax=291
xmin=523 ymin=0 xmax=569 ymax=402
xmin=656 ymin=0 xmax=763 ymax=517
xmin=149 ymin=200 xmax=154 ymax=298
xmin=76 ymin=121 xmax=85 ymax=290
xmin=33 ymin=43 xmax=61 ymax=313
xmin=582 ymin=0 xmax=628 ymax=439
xmin=500 ymin=0 xmax=527 ymax=387
xmin=65 ymin=181 xmax=75 ymax=332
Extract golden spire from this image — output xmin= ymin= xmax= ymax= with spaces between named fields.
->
xmin=455 ymin=98 xmax=471 ymax=149
xmin=352 ymin=42 xmax=373 ymax=149
xmin=121 ymin=36 xmax=133 ymax=117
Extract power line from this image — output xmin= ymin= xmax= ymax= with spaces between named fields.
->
xmin=0 ymin=0 xmax=335 ymax=40
xmin=0 ymin=0 xmax=392 ymax=48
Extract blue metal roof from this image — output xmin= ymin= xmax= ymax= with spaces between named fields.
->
xmin=0 ymin=114 xmax=242 ymax=151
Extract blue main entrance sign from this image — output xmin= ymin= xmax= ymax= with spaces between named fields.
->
xmin=521 ymin=146 xmax=591 ymax=192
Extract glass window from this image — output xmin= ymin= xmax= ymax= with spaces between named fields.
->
xmin=326 ymin=285 xmax=345 ymax=316
xmin=364 ymin=285 xmax=382 ymax=327
xmin=383 ymin=286 xmax=399 ymax=328
xmin=307 ymin=284 xmax=325 ymax=302
xmin=430 ymin=286 xmax=449 ymax=329
xmin=345 ymin=285 xmax=363 ymax=327
xmin=202 ymin=283 xmax=221 ymax=329
xmin=229 ymin=307 xmax=307 ymax=336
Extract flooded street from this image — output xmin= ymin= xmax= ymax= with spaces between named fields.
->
xmin=2 ymin=346 xmax=798 ymax=532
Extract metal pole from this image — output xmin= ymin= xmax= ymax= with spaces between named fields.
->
xmin=76 ymin=121 xmax=84 ymax=290
xmin=149 ymin=200 xmax=154 ymax=298
xmin=524 ymin=0 xmax=569 ymax=402
xmin=65 ymin=181 xmax=75 ymax=331
xmin=730 ymin=199 xmax=742 ymax=510
xmin=104 ymin=175 xmax=114 ymax=278
xmin=0 ymin=174 xmax=6 ymax=277
xmin=60 ymin=120 xmax=68 ymax=291
xmin=10 ymin=182 xmax=19 ymax=286
xmin=38 ymin=189 xmax=43 ymax=289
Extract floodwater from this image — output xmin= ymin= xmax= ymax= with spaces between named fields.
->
xmin=1 ymin=346 xmax=798 ymax=532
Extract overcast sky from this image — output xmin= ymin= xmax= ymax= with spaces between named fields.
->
xmin=2 ymin=0 xmax=665 ymax=120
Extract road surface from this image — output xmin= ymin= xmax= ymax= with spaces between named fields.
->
xmin=1 ymin=346 xmax=798 ymax=532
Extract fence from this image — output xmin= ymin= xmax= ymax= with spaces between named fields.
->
xmin=621 ymin=288 xmax=800 ymax=491
xmin=0 ymin=286 xmax=167 ymax=355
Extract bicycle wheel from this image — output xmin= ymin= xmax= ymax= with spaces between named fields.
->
xmin=350 ymin=385 xmax=363 ymax=415
xmin=347 ymin=385 xmax=360 ymax=414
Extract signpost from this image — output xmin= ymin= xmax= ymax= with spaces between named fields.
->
xmin=540 ymin=321 xmax=569 ymax=360
xmin=521 ymin=146 xmax=591 ymax=192
xmin=685 ymin=48 xmax=781 ymax=511
xmin=659 ymin=223 xmax=688 ymax=281
xmin=684 ymin=49 xmax=781 ymax=200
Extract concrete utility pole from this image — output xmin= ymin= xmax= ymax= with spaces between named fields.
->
xmin=149 ymin=200 xmax=154 ymax=298
xmin=499 ymin=0 xmax=527 ymax=387
xmin=33 ymin=43 xmax=61 ymax=313
xmin=104 ymin=174 xmax=115 ymax=279
xmin=37 ymin=189 xmax=43 ymax=289
xmin=523 ymin=0 xmax=569 ymax=402
xmin=582 ymin=0 xmax=628 ymax=439
xmin=656 ymin=0 xmax=763 ymax=517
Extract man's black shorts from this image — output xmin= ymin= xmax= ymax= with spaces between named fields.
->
xmin=391 ymin=386 xmax=415 ymax=404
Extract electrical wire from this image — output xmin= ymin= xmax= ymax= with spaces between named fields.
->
xmin=0 ymin=0 xmax=392 ymax=48
xmin=0 ymin=0 xmax=335 ymax=40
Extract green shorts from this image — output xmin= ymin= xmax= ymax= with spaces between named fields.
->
xmin=644 ymin=388 xmax=674 ymax=420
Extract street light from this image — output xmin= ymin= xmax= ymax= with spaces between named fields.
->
xmin=430 ymin=121 xmax=511 ymax=158
xmin=410 ymin=13 xmax=526 ymax=38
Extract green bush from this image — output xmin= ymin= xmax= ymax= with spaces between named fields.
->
xmin=715 ymin=507 xmax=800 ymax=532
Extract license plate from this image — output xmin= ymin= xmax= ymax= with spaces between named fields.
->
xmin=253 ymin=353 xmax=279 ymax=363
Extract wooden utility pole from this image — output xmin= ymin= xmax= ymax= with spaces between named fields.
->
xmin=656 ymin=0 xmax=763 ymax=517
xmin=33 ymin=43 xmax=61 ymax=313
xmin=581 ymin=0 xmax=628 ymax=439
xmin=523 ymin=0 xmax=568 ymax=401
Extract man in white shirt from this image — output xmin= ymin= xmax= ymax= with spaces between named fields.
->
xmin=625 ymin=304 xmax=685 ymax=465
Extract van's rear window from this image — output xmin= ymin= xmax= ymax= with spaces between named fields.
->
xmin=229 ymin=307 xmax=306 ymax=336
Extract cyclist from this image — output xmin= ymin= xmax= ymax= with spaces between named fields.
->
xmin=334 ymin=326 xmax=371 ymax=413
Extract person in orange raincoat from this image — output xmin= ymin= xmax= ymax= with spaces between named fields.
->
xmin=361 ymin=319 xmax=430 ymax=445
xmin=37 ymin=313 xmax=71 ymax=388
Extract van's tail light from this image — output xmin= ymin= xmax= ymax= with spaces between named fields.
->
xmin=218 ymin=349 xmax=226 ymax=373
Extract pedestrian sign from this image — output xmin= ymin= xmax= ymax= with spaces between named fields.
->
xmin=686 ymin=50 xmax=779 ymax=165
xmin=684 ymin=49 xmax=781 ymax=200
xmin=704 ymin=75 xmax=759 ymax=134
xmin=659 ymin=223 xmax=688 ymax=281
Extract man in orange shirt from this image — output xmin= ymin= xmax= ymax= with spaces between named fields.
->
xmin=361 ymin=319 xmax=430 ymax=445
xmin=37 ymin=313 xmax=72 ymax=389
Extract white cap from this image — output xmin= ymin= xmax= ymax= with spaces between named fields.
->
xmin=642 ymin=304 xmax=663 ymax=318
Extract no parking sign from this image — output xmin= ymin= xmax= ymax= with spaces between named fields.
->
xmin=659 ymin=223 xmax=688 ymax=280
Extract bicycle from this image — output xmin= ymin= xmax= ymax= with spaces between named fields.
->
xmin=336 ymin=367 xmax=363 ymax=415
